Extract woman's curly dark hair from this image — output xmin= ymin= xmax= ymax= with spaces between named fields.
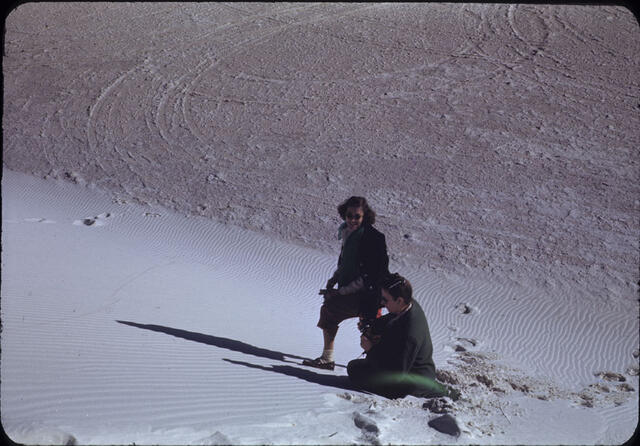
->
xmin=337 ymin=196 xmax=376 ymax=225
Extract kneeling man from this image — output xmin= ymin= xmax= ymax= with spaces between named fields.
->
xmin=347 ymin=273 xmax=448 ymax=399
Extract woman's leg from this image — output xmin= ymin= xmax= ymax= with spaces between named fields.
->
xmin=304 ymin=294 xmax=361 ymax=369
xmin=322 ymin=326 xmax=338 ymax=357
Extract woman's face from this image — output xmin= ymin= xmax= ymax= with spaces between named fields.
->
xmin=345 ymin=206 xmax=364 ymax=231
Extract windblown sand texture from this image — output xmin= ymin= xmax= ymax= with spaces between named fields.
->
xmin=3 ymin=168 xmax=639 ymax=444
xmin=2 ymin=3 xmax=639 ymax=445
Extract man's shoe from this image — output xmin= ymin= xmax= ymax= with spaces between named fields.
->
xmin=302 ymin=357 xmax=335 ymax=370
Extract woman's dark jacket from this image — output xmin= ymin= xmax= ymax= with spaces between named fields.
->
xmin=336 ymin=223 xmax=389 ymax=317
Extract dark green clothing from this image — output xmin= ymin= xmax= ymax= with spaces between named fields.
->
xmin=347 ymin=300 xmax=444 ymax=399
xmin=366 ymin=300 xmax=436 ymax=380
xmin=347 ymin=360 xmax=447 ymax=399
xmin=329 ymin=223 xmax=390 ymax=320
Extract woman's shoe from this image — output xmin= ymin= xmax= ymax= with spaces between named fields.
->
xmin=302 ymin=356 xmax=335 ymax=370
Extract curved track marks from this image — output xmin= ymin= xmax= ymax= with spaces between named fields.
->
xmin=5 ymin=5 xmax=638 ymax=307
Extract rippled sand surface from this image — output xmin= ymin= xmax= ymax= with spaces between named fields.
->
xmin=2 ymin=169 xmax=638 ymax=444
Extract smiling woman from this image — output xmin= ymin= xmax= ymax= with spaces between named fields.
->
xmin=303 ymin=196 xmax=390 ymax=370
xmin=344 ymin=208 xmax=363 ymax=231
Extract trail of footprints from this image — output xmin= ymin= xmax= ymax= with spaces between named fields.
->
xmin=18 ymin=213 xmax=115 ymax=227
xmin=21 ymin=209 xmax=163 ymax=228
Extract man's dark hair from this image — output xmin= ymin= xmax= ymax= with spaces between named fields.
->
xmin=381 ymin=272 xmax=413 ymax=304
xmin=337 ymin=196 xmax=376 ymax=225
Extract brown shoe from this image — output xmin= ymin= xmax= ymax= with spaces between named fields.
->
xmin=302 ymin=357 xmax=335 ymax=370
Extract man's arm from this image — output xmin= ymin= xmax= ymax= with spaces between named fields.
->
xmin=398 ymin=336 xmax=421 ymax=373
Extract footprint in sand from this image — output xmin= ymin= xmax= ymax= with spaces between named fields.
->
xmin=73 ymin=212 xmax=113 ymax=227
xmin=454 ymin=303 xmax=473 ymax=314
xmin=594 ymin=371 xmax=627 ymax=382
xmin=453 ymin=337 xmax=480 ymax=352
xmin=24 ymin=217 xmax=56 ymax=224
xmin=353 ymin=411 xmax=380 ymax=444
xmin=444 ymin=334 xmax=480 ymax=353
xmin=575 ymin=371 xmax=637 ymax=408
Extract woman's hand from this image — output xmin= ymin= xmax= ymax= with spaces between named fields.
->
xmin=319 ymin=288 xmax=340 ymax=301
xmin=360 ymin=335 xmax=374 ymax=352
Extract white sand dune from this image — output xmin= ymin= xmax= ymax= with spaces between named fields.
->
xmin=2 ymin=2 xmax=639 ymax=445
xmin=2 ymin=169 xmax=638 ymax=445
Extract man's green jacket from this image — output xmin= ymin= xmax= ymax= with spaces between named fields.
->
xmin=366 ymin=300 xmax=437 ymax=380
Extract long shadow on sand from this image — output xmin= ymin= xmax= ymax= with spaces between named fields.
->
xmin=116 ymin=320 xmax=324 ymax=366
xmin=222 ymin=358 xmax=359 ymax=393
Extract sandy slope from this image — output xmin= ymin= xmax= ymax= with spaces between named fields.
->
xmin=2 ymin=169 xmax=638 ymax=445
xmin=3 ymin=3 xmax=639 ymax=302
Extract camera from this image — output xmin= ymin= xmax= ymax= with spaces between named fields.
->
xmin=357 ymin=318 xmax=371 ymax=332
xmin=358 ymin=318 xmax=382 ymax=343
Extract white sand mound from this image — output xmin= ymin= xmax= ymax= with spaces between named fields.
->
xmin=2 ymin=169 xmax=638 ymax=445
xmin=6 ymin=423 xmax=76 ymax=446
